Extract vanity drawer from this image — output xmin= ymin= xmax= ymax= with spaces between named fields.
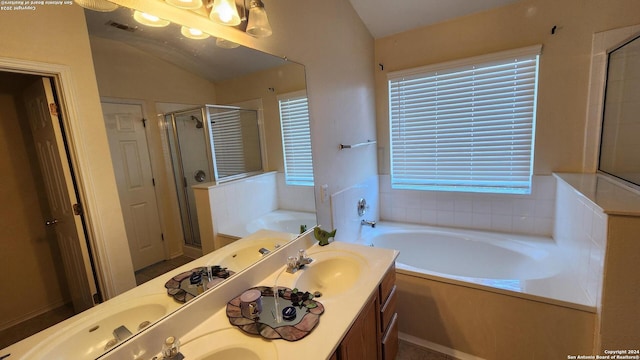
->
xmin=379 ymin=264 xmax=396 ymax=305
xmin=381 ymin=313 xmax=399 ymax=360
xmin=380 ymin=284 xmax=397 ymax=332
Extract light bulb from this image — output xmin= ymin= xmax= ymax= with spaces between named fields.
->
xmin=73 ymin=0 xmax=118 ymax=12
xmin=133 ymin=10 xmax=170 ymax=27
xmin=209 ymin=0 xmax=241 ymax=26
xmin=181 ymin=26 xmax=210 ymax=40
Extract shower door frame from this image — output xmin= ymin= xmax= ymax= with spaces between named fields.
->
xmin=166 ymin=106 xmax=214 ymax=248
xmin=165 ymin=104 xmax=264 ymax=248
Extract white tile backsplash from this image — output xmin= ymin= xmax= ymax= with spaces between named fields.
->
xmin=377 ymin=175 xmax=556 ymax=236
xmin=553 ymin=175 xmax=608 ymax=308
xmin=330 ymin=175 xmax=379 ymax=241
xmin=204 ymin=172 xmax=314 ymax=239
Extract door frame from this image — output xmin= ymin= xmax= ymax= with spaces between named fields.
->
xmin=100 ymin=97 xmax=170 ymax=265
xmin=0 ymin=57 xmax=118 ymax=298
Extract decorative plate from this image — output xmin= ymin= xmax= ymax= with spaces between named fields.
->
xmin=226 ymin=286 xmax=325 ymax=341
xmin=165 ymin=266 xmax=235 ymax=303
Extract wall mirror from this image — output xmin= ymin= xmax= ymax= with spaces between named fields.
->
xmin=599 ymin=34 xmax=640 ymax=188
xmin=3 ymin=4 xmax=316 ymax=357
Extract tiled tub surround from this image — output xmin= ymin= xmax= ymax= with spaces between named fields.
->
xmin=379 ymin=175 xmax=557 ymax=237
xmin=194 ymin=171 xmax=316 ymax=252
xmin=554 ymin=173 xmax=640 ymax=352
xmin=360 ymin=222 xmax=593 ymax=310
xmin=334 ymin=172 xmax=640 ymax=358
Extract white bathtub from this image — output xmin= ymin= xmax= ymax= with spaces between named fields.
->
xmin=222 ymin=210 xmax=317 ymax=238
xmin=246 ymin=210 xmax=316 ymax=234
xmin=360 ymin=222 xmax=593 ymax=310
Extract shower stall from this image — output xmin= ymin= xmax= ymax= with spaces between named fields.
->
xmin=165 ymin=105 xmax=263 ymax=247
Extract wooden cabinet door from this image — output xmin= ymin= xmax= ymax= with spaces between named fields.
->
xmin=339 ymin=293 xmax=380 ymax=360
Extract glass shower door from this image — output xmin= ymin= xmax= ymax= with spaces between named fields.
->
xmin=166 ymin=108 xmax=213 ymax=248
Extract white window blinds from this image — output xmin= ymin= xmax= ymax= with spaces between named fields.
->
xmin=278 ymin=91 xmax=314 ymax=186
xmin=209 ymin=108 xmax=246 ymax=177
xmin=388 ymin=45 xmax=541 ymax=194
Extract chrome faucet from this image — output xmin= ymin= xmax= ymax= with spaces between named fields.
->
xmin=162 ymin=336 xmax=182 ymax=360
xmin=361 ymin=219 xmax=376 ymax=228
xmin=105 ymin=325 xmax=133 ymax=351
xmin=286 ymin=249 xmax=313 ymax=273
xmin=113 ymin=325 xmax=132 ymax=342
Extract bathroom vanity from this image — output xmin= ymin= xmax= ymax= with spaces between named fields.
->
xmin=95 ymin=230 xmax=398 ymax=360
xmin=334 ymin=264 xmax=398 ymax=360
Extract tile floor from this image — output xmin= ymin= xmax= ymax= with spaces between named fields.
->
xmin=134 ymin=255 xmax=195 ymax=285
xmin=0 ymin=303 xmax=75 ymax=349
xmin=397 ymin=340 xmax=460 ymax=360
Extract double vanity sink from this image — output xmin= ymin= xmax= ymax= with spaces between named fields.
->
xmin=3 ymin=228 xmax=398 ymax=360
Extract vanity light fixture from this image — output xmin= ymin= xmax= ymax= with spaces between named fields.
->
xmin=166 ymin=0 xmax=203 ymax=10
xmin=73 ymin=0 xmax=118 ymax=12
xmin=133 ymin=10 xmax=171 ymax=27
xmin=181 ymin=26 xmax=210 ymax=39
xmin=209 ymin=0 xmax=242 ymax=26
xmin=245 ymin=0 xmax=272 ymax=38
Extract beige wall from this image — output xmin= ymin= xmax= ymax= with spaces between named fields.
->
xmin=214 ymin=62 xmax=307 ymax=172
xmin=90 ymin=36 xmax=218 ymax=258
xmin=0 ymin=5 xmax=135 ymax=298
xmin=374 ymin=0 xmax=640 ymax=175
xmin=0 ymin=78 xmax=70 ymax=330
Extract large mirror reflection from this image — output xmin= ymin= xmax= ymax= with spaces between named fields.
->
xmin=1 ymin=4 xmax=316 ymax=357
xmin=599 ymin=34 xmax=640 ymax=188
xmin=87 ymin=6 xmax=316 ymax=259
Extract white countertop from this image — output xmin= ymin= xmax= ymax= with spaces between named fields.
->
xmin=554 ymin=173 xmax=640 ymax=216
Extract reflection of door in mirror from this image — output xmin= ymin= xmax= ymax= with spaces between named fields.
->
xmin=599 ymin=34 xmax=640 ymax=188
xmin=23 ymin=77 xmax=98 ymax=313
xmin=0 ymin=71 xmax=100 ymax=348
xmin=102 ymin=101 xmax=166 ymax=271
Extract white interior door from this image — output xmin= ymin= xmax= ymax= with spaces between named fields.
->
xmin=102 ymin=102 xmax=165 ymax=271
xmin=23 ymin=77 xmax=97 ymax=313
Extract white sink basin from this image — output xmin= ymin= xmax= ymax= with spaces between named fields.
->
xmin=179 ymin=328 xmax=278 ymax=360
xmin=26 ymin=294 xmax=177 ymax=360
xmin=293 ymin=251 xmax=367 ymax=297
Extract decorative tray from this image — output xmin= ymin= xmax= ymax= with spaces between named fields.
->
xmin=164 ymin=266 xmax=235 ymax=303
xmin=226 ymin=286 xmax=324 ymax=341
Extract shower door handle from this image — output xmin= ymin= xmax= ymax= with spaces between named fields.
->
xmin=45 ymin=218 xmax=59 ymax=226
xmin=194 ymin=170 xmax=206 ymax=182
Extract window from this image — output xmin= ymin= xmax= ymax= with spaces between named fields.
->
xmin=278 ymin=91 xmax=314 ymax=186
xmin=388 ymin=45 xmax=541 ymax=194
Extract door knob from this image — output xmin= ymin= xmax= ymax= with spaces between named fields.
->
xmin=45 ymin=219 xmax=59 ymax=226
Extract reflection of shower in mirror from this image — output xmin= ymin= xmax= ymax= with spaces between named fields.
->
xmin=164 ymin=105 xmax=264 ymax=248
xmin=191 ymin=115 xmax=203 ymax=129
